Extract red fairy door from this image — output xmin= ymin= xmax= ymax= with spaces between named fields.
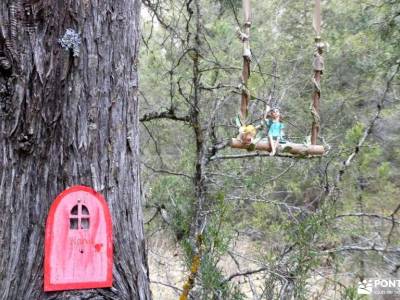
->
xmin=44 ymin=186 xmax=112 ymax=291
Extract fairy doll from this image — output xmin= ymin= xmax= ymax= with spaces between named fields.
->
xmin=263 ymin=105 xmax=285 ymax=156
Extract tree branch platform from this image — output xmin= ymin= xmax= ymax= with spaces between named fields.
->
xmin=230 ymin=138 xmax=325 ymax=157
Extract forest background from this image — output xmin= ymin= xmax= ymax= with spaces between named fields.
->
xmin=139 ymin=0 xmax=400 ymax=299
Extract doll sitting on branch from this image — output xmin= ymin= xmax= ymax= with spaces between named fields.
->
xmin=234 ymin=105 xmax=285 ymax=155
xmin=237 ymin=124 xmax=257 ymax=145
xmin=235 ymin=116 xmax=262 ymax=151
xmin=230 ymin=106 xmax=325 ymax=157
xmin=262 ymin=105 xmax=285 ymax=156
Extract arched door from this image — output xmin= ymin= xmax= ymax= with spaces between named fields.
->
xmin=44 ymin=185 xmax=112 ymax=291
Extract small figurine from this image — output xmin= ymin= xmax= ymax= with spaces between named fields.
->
xmin=263 ymin=106 xmax=285 ymax=156
xmin=238 ymin=124 xmax=257 ymax=146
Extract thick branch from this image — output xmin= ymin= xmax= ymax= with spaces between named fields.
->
xmin=230 ymin=139 xmax=325 ymax=156
xmin=210 ymin=152 xmax=298 ymax=161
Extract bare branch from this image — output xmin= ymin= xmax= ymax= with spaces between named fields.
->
xmin=140 ymin=108 xmax=191 ymax=123
xmin=142 ymin=161 xmax=193 ymax=179
xmin=336 ymin=213 xmax=400 ymax=225
xmin=144 ymin=207 xmax=160 ymax=225
xmin=151 ymin=281 xmax=183 ymax=293
xmin=141 ymin=0 xmax=185 ymax=44
xmin=222 ymin=267 xmax=270 ymax=284
xmin=141 ymin=122 xmax=164 ymax=165
xmin=335 ymin=63 xmax=400 ymax=184
xmin=386 ymin=203 xmax=400 ymax=248
xmin=322 ymin=245 xmax=400 ymax=254
xmin=265 ymin=162 xmax=296 ymax=182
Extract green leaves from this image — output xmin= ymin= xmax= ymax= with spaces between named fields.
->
xmin=345 ymin=122 xmax=364 ymax=145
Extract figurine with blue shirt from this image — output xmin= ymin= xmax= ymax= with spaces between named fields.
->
xmin=263 ymin=105 xmax=285 ymax=156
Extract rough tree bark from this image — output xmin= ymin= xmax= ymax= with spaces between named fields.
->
xmin=0 ymin=1 xmax=151 ymax=299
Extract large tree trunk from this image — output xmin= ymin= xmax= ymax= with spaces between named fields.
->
xmin=0 ymin=1 xmax=151 ymax=299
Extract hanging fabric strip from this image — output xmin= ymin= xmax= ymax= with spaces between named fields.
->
xmin=312 ymin=0 xmax=321 ymax=36
xmin=240 ymin=0 xmax=252 ymax=121
xmin=242 ymin=0 xmax=251 ymax=24
xmin=310 ymin=0 xmax=323 ymax=145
